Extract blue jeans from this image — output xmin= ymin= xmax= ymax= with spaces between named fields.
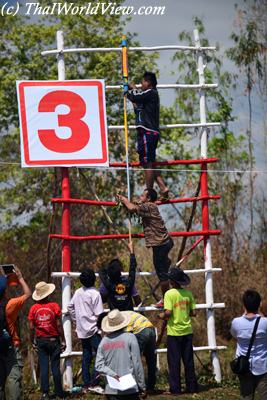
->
xmin=37 ymin=337 xmax=63 ymax=397
xmin=5 ymin=347 xmax=23 ymax=400
xmin=136 ymin=327 xmax=156 ymax=390
xmin=81 ymin=333 xmax=101 ymax=386
xmin=0 ymin=346 xmax=20 ymax=400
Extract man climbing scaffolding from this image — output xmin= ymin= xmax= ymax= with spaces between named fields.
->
xmin=117 ymin=189 xmax=173 ymax=307
xmin=127 ymin=71 xmax=169 ymax=201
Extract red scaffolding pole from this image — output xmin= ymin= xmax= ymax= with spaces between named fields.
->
xmin=51 ymin=194 xmax=220 ymax=207
xmin=50 ymin=229 xmax=221 ymax=241
xmin=110 ymin=157 xmax=218 ymax=168
xmin=201 ymin=162 xmax=210 ymax=231
xmin=61 ymin=168 xmax=71 ymax=272
xmin=50 ymin=160 xmax=221 ymax=245
xmin=201 ymin=162 xmax=210 ymax=258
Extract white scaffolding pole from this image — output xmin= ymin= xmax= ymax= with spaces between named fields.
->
xmin=108 ymin=122 xmax=221 ymax=130
xmin=61 ymin=302 xmax=225 ymax=315
xmin=51 ymin=267 xmax=222 ymax=278
xmin=194 ymin=29 xmax=222 ymax=383
xmin=106 ymin=83 xmax=218 ymax=90
xmin=41 ymin=44 xmax=216 ymax=56
xmin=62 ymin=345 xmax=226 ymax=359
xmin=56 ymin=30 xmax=73 ymax=390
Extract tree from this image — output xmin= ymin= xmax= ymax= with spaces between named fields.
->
xmin=227 ymin=0 xmax=267 ymax=239
xmin=0 ymin=1 xmax=159 ymax=349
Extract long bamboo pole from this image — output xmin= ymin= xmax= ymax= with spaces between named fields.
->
xmin=121 ymin=35 xmax=132 ymax=241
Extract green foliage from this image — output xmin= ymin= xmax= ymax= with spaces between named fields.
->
xmin=227 ymin=21 xmax=263 ymax=85
xmin=0 ymin=1 xmax=159 ymax=270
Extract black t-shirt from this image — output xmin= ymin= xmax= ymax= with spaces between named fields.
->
xmin=127 ymin=88 xmax=160 ymax=133
xmin=99 ymin=254 xmax=136 ymax=311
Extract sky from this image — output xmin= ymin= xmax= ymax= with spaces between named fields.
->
xmin=122 ymin=0 xmax=239 ymax=105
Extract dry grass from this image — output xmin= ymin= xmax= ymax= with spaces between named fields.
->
xmin=23 ymin=345 xmax=243 ymax=400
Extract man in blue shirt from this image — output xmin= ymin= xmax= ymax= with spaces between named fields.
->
xmin=127 ymin=72 xmax=169 ymax=200
xmin=231 ymin=289 xmax=267 ymax=400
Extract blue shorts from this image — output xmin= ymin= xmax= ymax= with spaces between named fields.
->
xmin=137 ymin=128 xmax=159 ymax=165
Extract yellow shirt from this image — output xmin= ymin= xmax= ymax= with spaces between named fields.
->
xmin=122 ymin=311 xmax=153 ymax=334
xmin=164 ymin=288 xmax=195 ymax=336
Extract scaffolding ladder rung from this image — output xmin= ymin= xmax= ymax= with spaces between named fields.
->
xmin=61 ymin=346 xmax=226 ymax=358
xmin=41 ymin=45 xmax=216 ymax=57
xmin=52 ymin=268 xmax=222 ymax=279
xmin=108 ymin=122 xmax=221 ymax=130
xmin=106 ymin=83 xmax=218 ymax=90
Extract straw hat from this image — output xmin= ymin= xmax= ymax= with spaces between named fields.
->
xmin=101 ymin=309 xmax=130 ymax=333
xmin=32 ymin=281 xmax=55 ymax=301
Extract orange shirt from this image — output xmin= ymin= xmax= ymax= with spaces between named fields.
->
xmin=6 ymin=294 xmax=28 ymax=347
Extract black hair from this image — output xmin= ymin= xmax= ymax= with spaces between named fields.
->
xmin=143 ymin=71 xmax=157 ymax=88
xmin=145 ymin=188 xmax=158 ymax=202
xmin=79 ymin=268 xmax=96 ymax=288
xmin=243 ymin=290 xmax=261 ymax=313
xmin=107 ymin=259 xmax=123 ymax=283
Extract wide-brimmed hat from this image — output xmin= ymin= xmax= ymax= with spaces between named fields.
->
xmin=0 ymin=276 xmax=7 ymax=297
xmin=32 ymin=281 xmax=55 ymax=301
xmin=101 ymin=309 xmax=130 ymax=333
xmin=168 ymin=268 xmax=190 ymax=286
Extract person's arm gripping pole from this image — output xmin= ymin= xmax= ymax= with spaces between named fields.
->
xmin=121 ymin=35 xmax=132 ymax=241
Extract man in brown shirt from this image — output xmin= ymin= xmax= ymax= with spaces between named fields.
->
xmin=117 ymin=189 xmax=173 ymax=306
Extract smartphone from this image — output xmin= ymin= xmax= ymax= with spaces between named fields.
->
xmin=1 ymin=264 xmax=15 ymax=275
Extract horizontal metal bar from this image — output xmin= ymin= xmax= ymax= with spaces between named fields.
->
xmin=156 ymin=346 xmax=227 ymax=353
xmin=41 ymin=45 xmax=216 ymax=57
xmin=62 ymin=303 xmax=225 ymax=315
xmin=108 ymin=122 xmax=221 ymax=130
xmin=50 ymin=229 xmax=221 ymax=241
xmin=51 ymin=195 xmax=220 ymax=207
xmin=52 ymin=268 xmax=222 ymax=279
xmin=129 ymin=45 xmax=216 ymax=52
xmin=110 ymin=157 xmax=219 ymax=167
xmin=127 ymin=303 xmax=225 ymax=312
xmin=42 ymin=47 xmax=122 ymax=56
xmin=106 ymin=84 xmax=218 ymax=90
xmin=61 ymin=346 xmax=226 ymax=358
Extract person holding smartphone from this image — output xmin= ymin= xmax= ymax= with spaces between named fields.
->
xmin=0 ymin=265 xmax=31 ymax=399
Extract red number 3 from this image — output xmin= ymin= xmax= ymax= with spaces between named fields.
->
xmin=38 ymin=90 xmax=90 ymax=153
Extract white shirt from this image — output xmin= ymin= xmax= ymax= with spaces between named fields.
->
xmin=231 ymin=315 xmax=267 ymax=375
xmin=68 ymin=286 xmax=104 ymax=339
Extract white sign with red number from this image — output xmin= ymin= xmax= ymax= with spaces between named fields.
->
xmin=16 ymin=80 xmax=109 ymax=167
